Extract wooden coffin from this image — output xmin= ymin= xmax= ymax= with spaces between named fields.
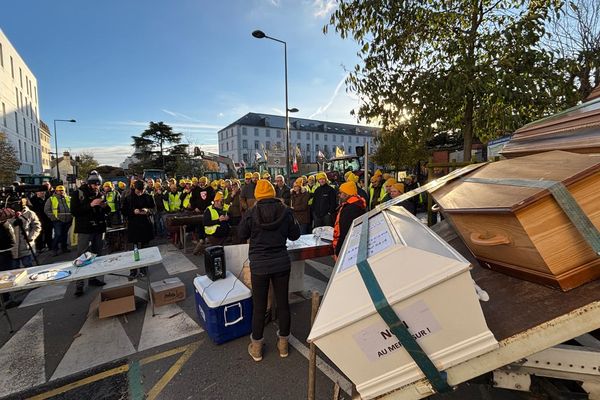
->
xmin=431 ymin=151 xmax=600 ymax=291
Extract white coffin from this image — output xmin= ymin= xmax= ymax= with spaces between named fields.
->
xmin=307 ymin=206 xmax=498 ymax=399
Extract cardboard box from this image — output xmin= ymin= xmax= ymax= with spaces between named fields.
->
xmin=151 ymin=277 xmax=186 ymax=307
xmin=97 ymin=284 xmax=136 ymax=319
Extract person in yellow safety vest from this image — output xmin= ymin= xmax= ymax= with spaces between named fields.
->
xmin=210 ymin=180 xmax=219 ymax=191
xmin=182 ymin=180 xmax=192 ymax=209
xmin=368 ymin=175 xmax=386 ymax=210
xmin=44 ymin=185 xmax=73 ymax=256
xmin=381 ymin=178 xmax=397 ymax=203
xmin=221 ymin=179 xmax=231 ymax=200
xmin=178 ymin=178 xmax=187 ymax=193
xmin=165 ymin=184 xmax=183 ymax=212
xmin=152 ymin=182 xmax=167 ymax=237
xmin=306 ymin=175 xmax=317 ymax=206
xmin=203 ymin=191 xmax=230 ymax=246
xmin=102 ymin=181 xmax=122 ymax=227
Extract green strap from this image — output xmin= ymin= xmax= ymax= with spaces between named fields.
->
xmin=354 ymin=213 xmax=451 ymax=393
xmin=464 ymin=177 xmax=600 ymax=255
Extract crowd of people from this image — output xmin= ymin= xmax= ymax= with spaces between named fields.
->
xmin=0 ymin=167 xmax=419 ymax=357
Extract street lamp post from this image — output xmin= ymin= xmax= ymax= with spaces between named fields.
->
xmin=252 ymin=30 xmax=299 ymax=178
xmin=53 ymin=119 xmax=76 ymax=183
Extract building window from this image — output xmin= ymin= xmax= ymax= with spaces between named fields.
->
xmin=306 ymin=143 xmax=310 ymax=153
xmin=14 ymin=112 xmax=18 ymax=133
xmin=324 ymin=145 xmax=329 ymax=155
xmin=341 ymin=135 xmax=344 ymax=142
xmin=254 ymin=140 xmax=259 ymax=150
xmin=266 ymin=129 xmax=270 ymax=137
xmin=236 ymin=127 xmax=240 ymax=135
xmin=2 ymin=102 xmax=6 ymax=127
xmin=333 ymin=135 xmax=336 ymax=142
xmin=254 ymin=128 xmax=259 ymax=136
xmin=10 ymin=56 xmax=14 ymax=78
xmin=348 ymin=146 xmax=352 ymax=154
xmin=18 ymin=140 xmax=22 ymax=160
xmin=0 ymin=42 xmax=3 ymax=67
xmin=296 ymin=132 xmax=301 ymax=140
xmin=276 ymin=130 xmax=281 ymax=138
xmin=266 ymin=141 xmax=271 ymax=150
xmin=315 ymin=133 xmax=319 ymax=140
xmin=23 ymin=118 xmax=26 ymax=138
xmin=15 ymin=88 xmax=18 ymax=109
xmin=31 ymin=145 xmax=34 ymax=163
xmin=356 ymin=136 xmax=359 ymax=143
xmin=226 ymin=142 xmax=229 ymax=151
xmin=243 ymin=153 xmax=249 ymax=163
xmin=242 ymin=140 xmax=248 ymax=149
xmin=315 ymin=144 xmax=320 ymax=152
xmin=324 ymin=134 xmax=328 ymax=141
xmin=306 ymin=132 xmax=310 ymax=140
xmin=242 ymin=127 xmax=247 ymax=135
xmin=19 ymin=68 xmax=23 ymax=88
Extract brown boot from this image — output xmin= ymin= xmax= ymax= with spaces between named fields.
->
xmin=248 ymin=336 xmax=263 ymax=362
xmin=277 ymin=332 xmax=289 ymax=358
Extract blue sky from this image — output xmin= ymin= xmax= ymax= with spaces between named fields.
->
xmin=1 ymin=0 xmax=364 ymax=165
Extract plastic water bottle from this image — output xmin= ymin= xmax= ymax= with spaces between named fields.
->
xmin=133 ymin=245 xmax=140 ymax=262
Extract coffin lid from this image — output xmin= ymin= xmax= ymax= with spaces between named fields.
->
xmin=432 ymin=151 xmax=600 ymax=213
xmin=308 ymin=207 xmax=471 ymax=342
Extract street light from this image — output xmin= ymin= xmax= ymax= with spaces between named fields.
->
xmin=53 ymin=119 xmax=76 ymax=183
xmin=252 ymin=30 xmax=298 ymax=178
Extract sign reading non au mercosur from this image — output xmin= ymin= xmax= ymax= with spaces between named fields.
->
xmin=267 ymin=150 xmax=286 ymax=168
xmin=352 ymin=300 xmax=441 ymax=362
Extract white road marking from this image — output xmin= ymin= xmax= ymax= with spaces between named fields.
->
xmin=288 ymin=334 xmax=352 ymax=396
xmin=51 ymin=309 xmax=136 ymax=380
xmin=159 ymin=244 xmax=198 ymax=275
xmin=137 ymin=303 xmax=203 ymax=351
xmin=0 ymin=309 xmax=46 ymax=397
xmin=19 ymin=284 xmax=68 ymax=308
xmin=305 ymin=259 xmax=334 ymax=279
xmin=303 ymin=274 xmax=328 ymax=296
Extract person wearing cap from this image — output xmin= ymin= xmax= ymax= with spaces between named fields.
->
xmin=44 ymin=185 xmax=73 ymax=256
xmin=117 ymin=181 xmax=127 ymax=196
xmin=189 ymin=176 xmax=215 ymax=243
xmin=346 ymin=173 xmax=368 ymax=203
xmin=202 ymin=191 xmax=230 ymax=247
xmin=122 ymin=180 xmax=156 ymax=278
xmin=224 ymin=180 xmax=242 ymax=243
xmin=261 ymin=172 xmax=271 ymax=182
xmin=333 ymin=182 xmax=366 ymax=257
xmin=381 ymin=178 xmax=397 ymax=203
xmin=102 ymin=181 xmax=122 ymax=227
xmin=312 ymin=172 xmax=337 ymax=228
xmin=290 ymin=178 xmax=310 ymax=234
xmin=71 ymin=170 xmax=112 ymax=295
xmin=368 ymin=175 xmax=386 ymax=210
xmin=239 ymin=179 xmax=301 ymax=362
xmin=306 ymin=175 xmax=317 ymax=206
xmin=240 ymin=172 xmax=257 ymax=213
xmin=274 ymin=175 xmax=291 ymax=206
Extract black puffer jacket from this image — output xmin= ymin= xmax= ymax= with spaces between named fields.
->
xmin=238 ymin=198 xmax=301 ymax=275
xmin=70 ymin=184 xmax=111 ymax=234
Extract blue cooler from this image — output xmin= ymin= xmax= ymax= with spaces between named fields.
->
xmin=194 ymin=271 xmax=253 ymax=344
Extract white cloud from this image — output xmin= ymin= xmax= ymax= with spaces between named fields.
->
xmin=269 ymin=0 xmax=280 ymax=6
xmin=271 ymin=107 xmax=285 ymax=115
xmin=161 ymin=109 xmax=196 ymax=121
xmin=217 ymin=112 xmax=224 ymax=118
xmin=118 ymin=120 xmax=222 ymax=131
xmin=68 ymin=145 xmax=133 ymax=167
xmin=312 ymin=0 xmax=336 ymax=18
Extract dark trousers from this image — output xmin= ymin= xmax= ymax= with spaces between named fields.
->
xmin=251 ymin=270 xmax=290 ymax=340
xmin=76 ymin=232 xmax=105 ymax=290
xmin=36 ymin=219 xmax=53 ymax=251
xmin=52 ymin=221 xmax=71 ymax=251
xmin=313 ymin=213 xmax=333 ymax=228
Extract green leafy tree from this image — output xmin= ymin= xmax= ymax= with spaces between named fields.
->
xmin=76 ymin=152 xmax=100 ymax=180
xmin=327 ymin=0 xmax=563 ymax=164
xmin=0 ymin=133 xmax=20 ymax=185
xmin=131 ymin=122 xmax=183 ymax=172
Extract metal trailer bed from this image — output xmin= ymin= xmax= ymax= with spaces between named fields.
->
xmin=377 ymin=221 xmax=600 ymax=399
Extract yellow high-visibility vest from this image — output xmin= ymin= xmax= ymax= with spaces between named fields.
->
xmin=369 ymin=186 xmax=386 ymax=209
xmin=50 ymin=195 xmax=70 ymax=219
xmin=307 ymin=184 xmax=316 ymax=205
xmin=182 ymin=193 xmax=191 ymax=209
xmin=205 ymin=206 xmax=220 ymax=235
xmin=105 ymin=191 xmax=116 ymax=212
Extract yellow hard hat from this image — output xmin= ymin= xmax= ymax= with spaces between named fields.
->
xmin=307 ymin=175 xmax=315 ymax=182
xmin=214 ymin=191 xmax=224 ymax=202
xmin=153 ymin=182 xmax=162 ymax=189
xmin=347 ymin=173 xmax=359 ymax=183
xmin=252 ymin=172 xmax=260 ymax=179
xmin=199 ymin=176 xmax=208 ymax=184
xmin=244 ymin=172 xmax=252 ymax=179
xmin=385 ymin=178 xmax=397 ymax=187
xmin=316 ymin=172 xmax=327 ymax=181
xmin=374 ymin=169 xmax=383 ymax=177
xmin=55 ymin=185 xmax=65 ymax=191
xmin=118 ymin=181 xmax=126 ymax=189
xmin=103 ymin=182 xmax=113 ymax=188
xmin=294 ymin=178 xmax=303 ymax=187
xmin=179 ymin=178 xmax=186 ymax=185
xmin=168 ymin=178 xmax=176 ymax=184
xmin=191 ymin=177 xmax=198 ymax=183
xmin=262 ymin=172 xmax=271 ymax=179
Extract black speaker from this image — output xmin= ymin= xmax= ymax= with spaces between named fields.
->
xmin=204 ymin=246 xmax=226 ymax=281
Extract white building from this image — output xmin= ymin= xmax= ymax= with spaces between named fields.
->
xmin=0 ymin=28 xmax=42 ymax=176
xmin=40 ymin=120 xmax=51 ymax=173
xmin=218 ymin=113 xmax=379 ymax=165
xmin=49 ymin=151 xmax=77 ymax=184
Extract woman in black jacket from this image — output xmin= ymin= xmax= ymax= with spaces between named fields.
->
xmin=238 ymin=179 xmax=301 ymax=362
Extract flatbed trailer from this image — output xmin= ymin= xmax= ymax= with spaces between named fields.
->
xmin=377 ymin=221 xmax=600 ymax=399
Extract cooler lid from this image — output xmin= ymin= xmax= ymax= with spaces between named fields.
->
xmin=194 ymin=271 xmax=250 ymax=308
xmin=308 ymin=207 xmax=472 ymax=342
xmin=432 ymin=151 xmax=600 ymax=212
